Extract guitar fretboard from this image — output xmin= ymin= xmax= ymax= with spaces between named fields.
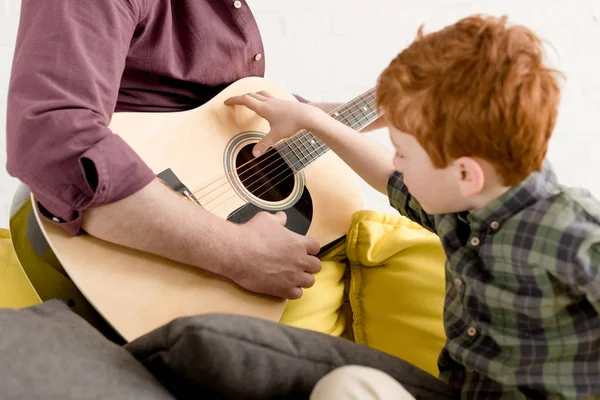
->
xmin=275 ymin=88 xmax=378 ymax=172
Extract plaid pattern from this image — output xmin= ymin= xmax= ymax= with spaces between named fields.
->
xmin=387 ymin=161 xmax=600 ymax=399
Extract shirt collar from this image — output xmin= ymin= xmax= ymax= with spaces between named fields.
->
xmin=467 ymin=159 xmax=559 ymax=227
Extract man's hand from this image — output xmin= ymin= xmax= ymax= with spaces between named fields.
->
xmin=226 ymin=211 xmax=322 ymax=299
xmin=83 ymin=179 xmax=322 ymax=300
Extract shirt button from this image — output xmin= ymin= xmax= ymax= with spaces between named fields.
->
xmin=454 ymin=278 xmax=463 ymax=287
xmin=490 ymin=221 xmax=500 ymax=230
xmin=254 ymin=53 xmax=262 ymax=61
xmin=467 ymin=327 xmax=477 ymax=336
xmin=233 ymin=1 xmax=242 ymax=8
xmin=470 ymin=237 xmax=480 ymax=246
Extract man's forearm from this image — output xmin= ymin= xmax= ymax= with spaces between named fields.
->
xmin=81 ymin=179 xmax=239 ymax=277
xmin=307 ymin=111 xmax=395 ymax=194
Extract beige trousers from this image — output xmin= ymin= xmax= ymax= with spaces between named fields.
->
xmin=310 ymin=366 xmax=416 ymax=400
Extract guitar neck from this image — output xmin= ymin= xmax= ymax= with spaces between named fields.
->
xmin=276 ymin=87 xmax=378 ymax=172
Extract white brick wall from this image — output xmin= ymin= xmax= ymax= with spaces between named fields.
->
xmin=1 ymin=0 xmax=599 ymax=226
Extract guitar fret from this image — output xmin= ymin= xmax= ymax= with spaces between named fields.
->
xmin=340 ymin=107 xmax=356 ymax=128
xmin=302 ymin=131 xmax=323 ymax=158
xmin=310 ymin=134 xmax=325 ymax=158
xmin=334 ymin=110 xmax=351 ymax=126
xmin=279 ymin=138 xmax=306 ymax=172
xmin=296 ymin=137 xmax=309 ymax=167
xmin=289 ymin=139 xmax=304 ymax=168
xmin=299 ymin=134 xmax=313 ymax=161
xmin=358 ymin=95 xmax=377 ymax=128
xmin=347 ymin=104 xmax=363 ymax=130
xmin=275 ymin=142 xmax=294 ymax=171
xmin=278 ymin=88 xmax=380 ymax=172
xmin=357 ymin=98 xmax=372 ymax=129
xmin=358 ymin=102 xmax=372 ymax=128
xmin=359 ymin=104 xmax=369 ymax=120
xmin=297 ymin=140 xmax=309 ymax=170
xmin=307 ymin=133 xmax=320 ymax=150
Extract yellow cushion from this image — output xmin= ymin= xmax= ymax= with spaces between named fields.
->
xmin=0 ymin=227 xmax=41 ymax=308
xmin=280 ymin=238 xmax=348 ymax=337
xmin=346 ymin=210 xmax=446 ymax=376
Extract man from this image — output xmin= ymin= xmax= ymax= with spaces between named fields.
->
xmin=6 ymin=0 xmax=382 ymax=315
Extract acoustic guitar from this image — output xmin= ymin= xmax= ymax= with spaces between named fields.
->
xmin=30 ymin=77 xmax=379 ymax=341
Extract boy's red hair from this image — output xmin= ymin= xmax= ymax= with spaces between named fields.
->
xmin=376 ymin=15 xmax=562 ymax=186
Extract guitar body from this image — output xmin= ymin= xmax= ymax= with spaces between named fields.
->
xmin=33 ymin=77 xmax=365 ymax=341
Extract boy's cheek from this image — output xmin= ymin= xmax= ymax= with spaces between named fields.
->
xmin=402 ymin=176 xmax=415 ymax=195
xmin=404 ymin=178 xmax=426 ymax=205
xmin=392 ymin=157 xmax=403 ymax=172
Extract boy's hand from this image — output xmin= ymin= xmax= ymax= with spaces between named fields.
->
xmin=225 ymin=91 xmax=325 ymax=157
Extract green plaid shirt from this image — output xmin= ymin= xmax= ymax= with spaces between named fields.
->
xmin=387 ymin=161 xmax=600 ymax=399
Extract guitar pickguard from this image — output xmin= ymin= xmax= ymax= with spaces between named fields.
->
xmin=227 ymin=184 xmax=313 ymax=235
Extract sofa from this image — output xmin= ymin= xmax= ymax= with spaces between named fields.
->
xmin=0 ymin=209 xmax=448 ymax=399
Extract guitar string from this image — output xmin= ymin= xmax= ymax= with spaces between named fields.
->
xmin=192 ymin=89 xmax=377 ymax=202
xmin=205 ymin=141 xmax=325 ymax=211
xmin=203 ymin=107 xmax=378 ymax=212
xmin=201 ymin=100 xmax=378 ymax=210
xmin=198 ymin=106 xmax=376 ymax=209
xmin=191 ymin=90 xmax=377 ymax=203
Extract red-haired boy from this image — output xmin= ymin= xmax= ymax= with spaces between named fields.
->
xmin=226 ymin=14 xmax=600 ymax=399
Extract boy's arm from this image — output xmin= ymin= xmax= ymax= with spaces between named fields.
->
xmin=306 ymin=113 xmax=437 ymax=232
xmin=293 ymin=107 xmax=397 ymax=195
xmin=225 ymin=92 xmax=437 ymax=231
xmin=225 ymin=92 xmax=395 ymax=195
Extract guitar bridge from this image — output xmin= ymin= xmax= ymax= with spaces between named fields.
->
xmin=158 ymin=168 xmax=202 ymax=207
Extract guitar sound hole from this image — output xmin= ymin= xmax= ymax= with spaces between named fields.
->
xmin=235 ymin=144 xmax=295 ymax=202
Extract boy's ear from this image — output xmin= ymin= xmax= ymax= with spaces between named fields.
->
xmin=455 ymin=156 xmax=485 ymax=197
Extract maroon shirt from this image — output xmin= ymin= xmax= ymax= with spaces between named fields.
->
xmin=6 ymin=0 xmax=268 ymax=235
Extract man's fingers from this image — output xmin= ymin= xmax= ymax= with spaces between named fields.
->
xmin=305 ymin=256 xmax=322 ymax=274
xmin=286 ymin=287 xmax=303 ymax=300
xmin=298 ymin=273 xmax=316 ymax=289
xmin=272 ymin=211 xmax=287 ymax=226
xmin=304 ymin=236 xmax=321 ymax=256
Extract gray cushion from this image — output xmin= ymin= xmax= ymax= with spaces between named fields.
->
xmin=0 ymin=300 xmax=174 ymax=400
xmin=126 ymin=313 xmax=452 ymax=400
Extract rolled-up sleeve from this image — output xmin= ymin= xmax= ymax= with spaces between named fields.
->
xmin=6 ymin=0 xmax=156 ymax=235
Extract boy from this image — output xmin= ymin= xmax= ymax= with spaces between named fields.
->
xmin=225 ymin=14 xmax=600 ymax=399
